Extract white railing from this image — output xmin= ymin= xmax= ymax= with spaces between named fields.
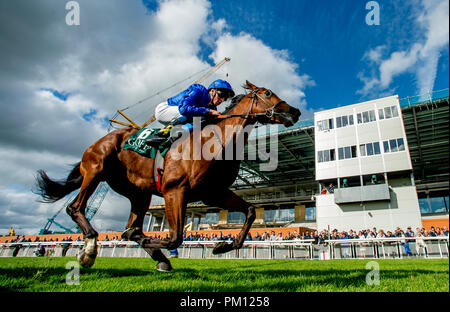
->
xmin=1 ymin=236 xmax=448 ymax=260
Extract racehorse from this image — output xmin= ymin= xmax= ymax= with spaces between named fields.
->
xmin=35 ymin=80 xmax=301 ymax=272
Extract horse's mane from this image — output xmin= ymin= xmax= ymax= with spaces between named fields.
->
xmin=222 ymin=94 xmax=246 ymax=114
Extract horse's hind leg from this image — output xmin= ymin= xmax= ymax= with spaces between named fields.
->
xmin=121 ymin=194 xmax=172 ymax=272
xmin=67 ymin=168 xmax=102 ymax=268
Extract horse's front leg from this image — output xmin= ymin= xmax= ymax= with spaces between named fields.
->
xmin=120 ymin=194 xmax=173 ymax=272
xmin=203 ymin=189 xmax=256 ymax=255
xmin=134 ymin=186 xmax=187 ymax=271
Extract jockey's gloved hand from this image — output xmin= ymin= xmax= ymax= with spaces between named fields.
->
xmin=208 ymin=109 xmax=221 ymax=117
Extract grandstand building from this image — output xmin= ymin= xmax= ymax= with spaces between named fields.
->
xmin=146 ymin=90 xmax=449 ymax=233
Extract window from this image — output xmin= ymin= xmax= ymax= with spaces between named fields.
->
xmin=318 ymin=149 xmax=335 ymax=163
xmin=360 ymin=144 xmax=366 ymax=156
xmin=391 ymin=106 xmax=399 ymax=117
xmin=342 ymin=116 xmax=348 ymax=127
xmin=360 ymin=142 xmax=381 ymax=157
xmin=397 ymin=138 xmax=405 ymax=151
xmin=363 ymin=111 xmax=369 ymax=123
xmin=383 ymin=138 xmax=406 ymax=153
xmin=264 ymin=209 xmax=277 ymax=222
xmin=385 ymin=106 xmax=392 ymax=119
xmin=373 ymin=142 xmax=381 ymax=154
xmin=278 ymin=208 xmax=295 ymax=222
xmin=344 ymin=146 xmax=351 ymax=159
xmin=318 ymin=150 xmax=324 ymax=162
xmin=317 ymin=119 xmax=334 ymax=131
xmin=338 ymin=147 xmax=344 ymax=160
xmin=420 ymin=195 xmax=450 ymax=214
xmin=201 ymin=212 xmax=219 ymax=224
xmin=383 ymin=141 xmax=390 ymax=153
xmin=430 ymin=197 xmax=447 ymax=213
xmin=389 ymin=139 xmax=398 ymax=152
xmin=357 ymin=110 xmax=376 ymax=124
xmin=419 ymin=198 xmax=431 ymax=214
xmin=305 ymin=207 xmax=316 ymax=221
xmin=227 ymin=211 xmax=246 ymax=224
xmin=328 ymin=119 xmax=334 ymax=130
xmin=367 ymin=143 xmax=374 ymax=156
xmin=380 ymin=106 xmax=400 ymax=120
xmin=338 ymin=145 xmax=357 ymax=160
xmin=336 ymin=114 xmax=354 ymax=128
xmin=351 ymin=145 xmax=357 ymax=158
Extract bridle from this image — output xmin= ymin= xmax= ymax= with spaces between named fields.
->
xmin=220 ymin=89 xmax=287 ymax=121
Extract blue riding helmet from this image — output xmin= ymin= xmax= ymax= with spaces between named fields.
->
xmin=208 ymin=79 xmax=235 ymax=99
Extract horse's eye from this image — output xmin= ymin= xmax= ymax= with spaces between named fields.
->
xmin=265 ymin=90 xmax=272 ymax=98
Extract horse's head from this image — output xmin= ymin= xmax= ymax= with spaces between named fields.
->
xmin=244 ymin=80 xmax=301 ymax=127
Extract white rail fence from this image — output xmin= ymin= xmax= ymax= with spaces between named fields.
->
xmin=1 ymin=237 xmax=448 ymax=260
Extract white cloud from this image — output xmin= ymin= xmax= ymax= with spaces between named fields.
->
xmin=358 ymin=0 xmax=449 ymax=97
xmin=0 ymin=0 xmax=313 ymax=235
xmin=211 ymin=32 xmax=315 ymax=117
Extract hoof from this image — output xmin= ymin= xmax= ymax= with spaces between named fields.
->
xmin=212 ymin=241 xmax=234 ymax=255
xmin=156 ymin=261 xmax=173 ymax=272
xmin=77 ymin=250 xmax=97 ymax=268
xmin=77 ymin=237 xmax=97 ymax=268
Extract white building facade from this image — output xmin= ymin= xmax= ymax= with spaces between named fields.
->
xmin=314 ymin=95 xmax=422 ymax=232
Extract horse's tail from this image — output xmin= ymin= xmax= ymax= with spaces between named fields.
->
xmin=35 ymin=162 xmax=83 ymax=203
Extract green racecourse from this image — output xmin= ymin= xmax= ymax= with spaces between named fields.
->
xmin=0 ymin=257 xmax=448 ymax=292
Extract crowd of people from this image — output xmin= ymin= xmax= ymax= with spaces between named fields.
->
xmin=180 ymin=226 xmax=448 ymax=244
xmin=2 ymin=226 xmax=448 ymax=245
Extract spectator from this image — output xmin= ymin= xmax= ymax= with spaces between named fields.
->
xmin=399 ymin=230 xmax=412 ymax=256
xmin=415 ymin=232 xmax=427 ymax=257
xmin=275 ymin=232 xmax=283 ymax=241
xmin=429 ymin=227 xmax=437 ymax=237
xmin=342 ymin=179 xmax=349 ymax=188
xmin=328 ymin=183 xmax=335 ymax=194
xmin=370 ymin=175 xmax=378 ymax=184
xmin=304 ymin=231 xmax=311 ymax=239
xmin=253 ymin=232 xmax=261 ymax=241
xmin=269 ymin=231 xmax=277 ymax=241
xmin=376 ymin=229 xmax=386 ymax=238
xmin=405 ymin=227 xmax=415 ymax=238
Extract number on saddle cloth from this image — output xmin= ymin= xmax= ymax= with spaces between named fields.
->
xmin=122 ymin=128 xmax=170 ymax=158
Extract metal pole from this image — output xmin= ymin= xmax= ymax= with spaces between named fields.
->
xmin=146 ymin=213 xmax=153 ymax=232
xmin=160 ymin=215 xmax=165 ymax=231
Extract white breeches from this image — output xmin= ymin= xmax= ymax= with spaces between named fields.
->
xmin=155 ymin=101 xmax=182 ymax=126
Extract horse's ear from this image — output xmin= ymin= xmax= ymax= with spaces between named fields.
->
xmin=245 ymin=80 xmax=258 ymax=91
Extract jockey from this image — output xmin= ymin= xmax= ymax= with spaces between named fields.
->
xmin=146 ymin=79 xmax=235 ymax=145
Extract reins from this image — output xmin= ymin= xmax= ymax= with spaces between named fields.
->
xmin=217 ymin=89 xmax=286 ymax=121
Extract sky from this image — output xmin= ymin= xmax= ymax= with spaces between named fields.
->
xmin=0 ymin=0 xmax=448 ymax=235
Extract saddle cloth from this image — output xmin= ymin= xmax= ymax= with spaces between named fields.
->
xmin=122 ymin=128 xmax=167 ymax=192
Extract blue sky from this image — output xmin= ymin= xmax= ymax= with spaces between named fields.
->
xmin=213 ymin=0 xmax=448 ymax=108
xmin=145 ymin=0 xmax=449 ymax=111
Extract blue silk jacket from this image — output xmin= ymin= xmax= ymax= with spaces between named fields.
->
xmin=167 ymin=84 xmax=211 ymax=117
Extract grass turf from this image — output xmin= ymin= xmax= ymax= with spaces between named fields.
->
xmin=0 ymin=257 xmax=448 ymax=292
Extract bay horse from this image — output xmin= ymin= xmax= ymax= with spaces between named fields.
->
xmin=35 ymin=80 xmax=301 ymax=272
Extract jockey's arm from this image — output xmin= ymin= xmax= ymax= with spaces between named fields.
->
xmin=178 ymin=89 xmax=210 ymax=117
